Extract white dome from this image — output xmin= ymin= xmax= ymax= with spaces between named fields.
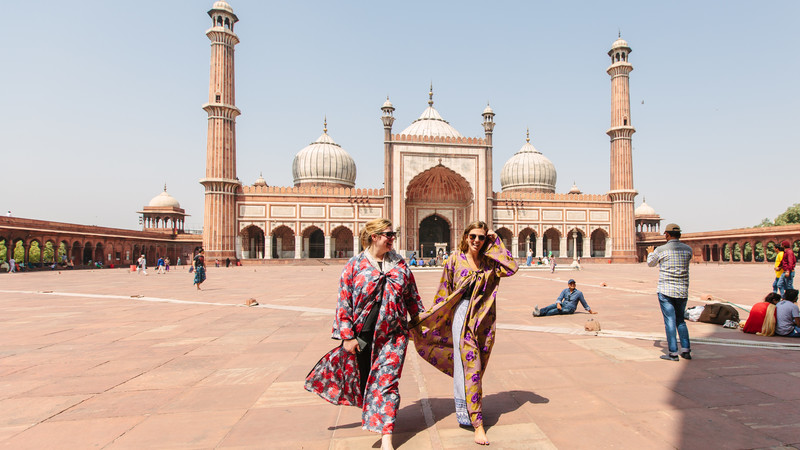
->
xmin=399 ymin=105 xmax=463 ymax=138
xmin=635 ymin=200 xmax=657 ymax=216
xmin=253 ymin=173 xmax=267 ymax=187
xmin=211 ymin=1 xmax=234 ymax=14
xmin=611 ymin=37 xmax=630 ymax=50
xmin=483 ymin=103 xmax=494 ymax=115
xmin=292 ymin=131 xmax=356 ymax=187
xmin=382 ymin=97 xmax=394 ymax=109
xmin=568 ymin=182 xmax=581 ymax=194
xmin=148 ymin=188 xmax=181 ymax=208
xmin=500 ymin=136 xmax=557 ymax=193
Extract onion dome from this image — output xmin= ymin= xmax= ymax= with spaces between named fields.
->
xmin=398 ymin=85 xmax=463 ymax=138
xmin=635 ymin=198 xmax=657 ymax=216
xmin=568 ymin=182 xmax=581 ymax=194
xmin=610 ymin=37 xmax=629 ymax=51
xmin=253 ymin=172 xmax=267 ymax=187
xmin=483 ymin=103 xmax=494 ymax=115
xmin=148 ymin=185 xmax=181 ymax=208
xmin=500 ymin=129 xmax=557 ymax=193
xmin=382 ymin=97 xmax=394 ymax=109
xmin=292 ymin=119 xmax=356 ymax=187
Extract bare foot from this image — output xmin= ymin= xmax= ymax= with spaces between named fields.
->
xmin=381 ymin=433 xmax=394 ymax=450
xmin=474 ymin=424 xmax=489 ymax=445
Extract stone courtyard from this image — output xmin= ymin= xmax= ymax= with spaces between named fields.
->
xmin=1 ymin=262 xmax=799 ymax=449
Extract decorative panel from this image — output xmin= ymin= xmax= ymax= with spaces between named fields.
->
xmin=300 ymin=206 xmax=325 ymax=218
xmin=590 ymin=210 xmax=610 ymax=222
xmin=239 ymin=205 xmax=265 ymax=217
xmin=270 ymin=206 xmax=296 ymax=217
xmin=330 ymin=207 xmax=354 ymax=218
xmin=566 ymin=210 xmax=587 ymax=221
xmin=542 ymin=210 xmax=562 ymax=221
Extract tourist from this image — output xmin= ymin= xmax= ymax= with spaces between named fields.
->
xmin=779 ymin=240 xmax=796 ymax=291
xmin=305 ymin=218 xmax=423 ymax=450
xmin=411 ymin=220 xmax=518 ymax=446
xmin=214 ymin=258 xmax=220 ymax=268
xmin=774 ymin=244 xmax=786 ymax=296
xmin=176 ymin=257 xmax=182 ymax=266
xmin=533 ymin=279 xmax=597 ymax=317
xmin=526 ymin=247 xmax=533 ymax=266
xmin=646 ymin=223 xmax=693 ymax=361
xmin=226 ymin=257 xmax=231 ymax=267
xmin=66 ymin=259 xmax=74 ymax=269
xmin=137 ymin=254 xmax=148 ymax=276
xmin=193 ymin=248 xmax=206 ymax=290
xmin=8 ymin=257 xmax=15 ymax=273
xmin=775 ymin=289 xmax=800 ymax=337
xmin=549 ymin=255 xmax=556 ymax=273
xmin=164 ymin=257 xmax=170 ymax=272
xmin=156 ymin=256 xmax=165 ymax=274
xmin=742 ymin=292 xmax=781 ymax=335
xmin=409 ymin=252 xmax=417 ymax=266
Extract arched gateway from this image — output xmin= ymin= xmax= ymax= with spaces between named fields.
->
xmin=405 ymin=164 xmax=473 ymax=256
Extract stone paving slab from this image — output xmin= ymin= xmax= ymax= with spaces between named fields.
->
xmin=1 ymin=263 xmax=799 ymax=449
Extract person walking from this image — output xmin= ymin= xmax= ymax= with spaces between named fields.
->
xmin=137 ymin=254 xmax=148 ymax=276
xmin=646 ymin=223 xmax=693 ymax=361
xmin=192 ymin=248 xmax=206 ymax=290
xmin=526 ymin=247 xmax=533 ymax=266
xmin=411 ymin=220 xmax=518 ymax=445
xmin=305 ymin=218 xmax=423 ymax=450
xmin=774 ymin=244 xmax=786 ymax=296
xmin=156 ymin=256 xmax=165 ymax=274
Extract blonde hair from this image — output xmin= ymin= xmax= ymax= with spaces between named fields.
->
xmin=458 ymin=220 xmax=489 ymax=254
xmin=359 ymin=218 xmax=393 ymax=249
xmin=758 ymin=303 xmax=777 ymax=337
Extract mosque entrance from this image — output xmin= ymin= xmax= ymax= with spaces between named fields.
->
xmin=418 ymin=215 xmax=450 ymax=258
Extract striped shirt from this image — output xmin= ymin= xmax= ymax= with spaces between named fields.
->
xmin=647 ymin=239 xmax=693 ymax=298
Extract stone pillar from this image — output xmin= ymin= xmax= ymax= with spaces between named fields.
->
xmin=294 ymin=235 xmax=302 ymax=259
xmin=265 ymin=234 xmax=272 ymax=259
xmin=324 ymin=235 xmax=331 ymax=259
xmin=582 ymin=237 xmax=591 ymax=259
xmin=559 ymin=236 xmax=567 ymax=258
xmin=605 ymin=238 xmax=613 ymax=257
xmin=536 ymin=235 xmax=543 ymax=258
xmin=511 ymin=236 xmax=519 ymax=259
xmin=353 ymin=235 xmax=359 ymax=256
xmin=276 ymin=237 xmax=282 ymax=259
xmin=572 ymin=234 xmax=578 ymax=260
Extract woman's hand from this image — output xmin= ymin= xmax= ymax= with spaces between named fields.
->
xmin=343 ymin=338 xmax=359 ymax=354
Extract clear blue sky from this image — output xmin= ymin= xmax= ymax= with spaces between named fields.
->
xmin=3 ymin=1 xmax=798 ymax=233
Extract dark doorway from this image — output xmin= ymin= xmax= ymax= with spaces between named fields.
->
xmin=419 ymin=215 xmax=450 ymax=257
xmin=309 ymin=229 xmax=324 ymax=258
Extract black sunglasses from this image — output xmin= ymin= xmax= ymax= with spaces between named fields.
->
xmin=468 ymin=234 xmax=486 ymax=241
xmin=376 ymin=231 xmax=398 ymax=238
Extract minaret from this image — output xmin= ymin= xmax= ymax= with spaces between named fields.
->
xmin=200 ymin=1 xmax=240 ymax=260
xmin=482 ymin=103 xmax=495 ymax=229
xmin=606 ymin=35 xmax=637 ymax=262
xmin=381 ymin=96 xmax=395 ymax=224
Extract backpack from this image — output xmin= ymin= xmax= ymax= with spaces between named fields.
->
xmin=698 ymin=303 xmax=739 ymax=325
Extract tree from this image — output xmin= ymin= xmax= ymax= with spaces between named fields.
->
xmin=755 ymin=203 xmax=800 ymax=227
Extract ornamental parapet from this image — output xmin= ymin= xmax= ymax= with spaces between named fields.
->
xmin=494 ymin=191 xmax=611 ymax=202
xmin=240 ymin=185 xmax=385 ymax=198
xmin=390 ymin=134 xmax=487 ymax=146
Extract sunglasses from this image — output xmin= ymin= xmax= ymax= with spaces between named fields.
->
xmin=468 ymin=234 xmax=486 ymax=241
xmin=376 ymin=231 xmax=398 ymax=238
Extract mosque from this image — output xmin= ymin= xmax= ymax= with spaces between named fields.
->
xmin=200 ymin=1 xmax=650 ymax=263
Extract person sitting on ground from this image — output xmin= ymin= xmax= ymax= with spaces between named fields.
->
xmin=533 ymin=279 xmax=598 ymax=317
xmin=742 ymin=292 xmax=781 ymax=334
xmin=409 ymin=252 xmax=417 ymax=266
xmin=775 ymin=289 xmax=800 ymax=337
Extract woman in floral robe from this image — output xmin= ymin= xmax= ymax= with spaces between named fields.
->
xmin=411 ymin=220 xmax=518 ymax=445
xmin=305 ymin=218 xmax=423 ymax=450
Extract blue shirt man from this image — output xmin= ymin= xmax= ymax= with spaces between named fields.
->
xmin=533 ymin=279 xmax=597 ymax=317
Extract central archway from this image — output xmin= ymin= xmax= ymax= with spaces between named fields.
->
xmin=418 ymin=214 xmax=451 ymax=258
xmin=405 ymin=163 xmax=474 ymax=256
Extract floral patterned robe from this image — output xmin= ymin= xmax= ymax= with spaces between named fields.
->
xmin=305 ymin=251 xmax=424 ymax=434
xmin=410 ymin=237 xmax=518 ymax=427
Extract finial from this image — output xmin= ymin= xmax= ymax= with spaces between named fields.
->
xmin=163 ymin=183 xmax=167 ymax=192
xmin=526 ymin=128 xmax=530 ymax=143
xmin=618 ymin=29 xmax=621 ymax=38
xmin=323 ymin=115 xmax=327 ymax=133
xmin=438 ymin=158 xmax=442 ymax=165
xmin=643 ymin=196 xmax=646 ymax=203
xmin=428 ymin=82 xmax=434 ymax=106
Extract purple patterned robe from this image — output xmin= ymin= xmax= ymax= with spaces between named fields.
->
xmin=410 ymin=237 xmax=518 ymax=427
xmin=305 ymin=251 xmax=424 ymax=434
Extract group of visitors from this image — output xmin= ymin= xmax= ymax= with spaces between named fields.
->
xmin=773 ymin=240 xmax=796 ymax=296
xmin=408 ymin=251 xmax=443 ymax=267
xmin=305 ymin=217 xmax=517 ymax=448
xmin=742 ymin=289 xmax=800 ymax=337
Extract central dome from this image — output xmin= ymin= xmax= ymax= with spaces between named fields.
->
xmin=398 ymin=88 xmax=463 ymax=138
xmin=292 ymin=124 xmax=356 ymax=188
xmin=500 ymin=132 xmax=557 ymax=193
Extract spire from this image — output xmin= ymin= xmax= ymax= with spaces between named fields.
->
xmin=163 ymin=183 xmax=167 ymax=192
xmin=428 ymin=82 xmax=434 ymax=106
xmin=323 ymin=115 xmax=327 ymax=134
xmin=526 ymin=128 xmax=530 ymax=143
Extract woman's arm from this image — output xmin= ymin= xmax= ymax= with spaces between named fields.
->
xmin=332 ymin=262 xmax=357 ymax=341
xmin=483 ymin=233 xmax=519 ymax=278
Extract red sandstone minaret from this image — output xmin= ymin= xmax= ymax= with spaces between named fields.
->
xmin=607 ymin=35 xmax=638 ymax=262
xmin=200 ymin=1 xmax=240 ymax=260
